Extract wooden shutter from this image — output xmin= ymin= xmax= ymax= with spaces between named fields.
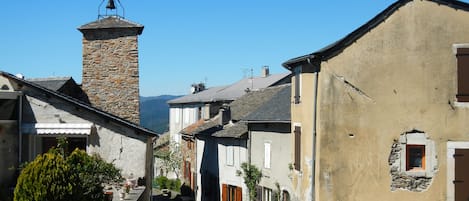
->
xmin=454 ymin=149 xmax=469 ymax=201
xmin=235 ymin=186 xmax=242 ymax=201
xmin=222 ymin=184 xmax=228 ymax=201
xmin=294 ymin=126 xmax=301 ymax=171
xmin=456 ymin=48 xmax=469 ymax=102
xmin=294 ymin=67 xmax=301 ymax=104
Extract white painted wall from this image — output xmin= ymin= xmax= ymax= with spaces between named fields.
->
xmin=169 ymin=105 xmax=202 ymax=144
xmin=23 ymin=95 xmax=149 ymax=179
xmin=218 ymin=138 xmax=249 ymax=201
xmin=250 ymin=124 xmax=294 ymax=198
xmin=195 ymin=138 xmax=205 ymax=201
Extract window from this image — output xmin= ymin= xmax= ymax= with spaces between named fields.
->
xmin=293 ymin=66 xmax=302 ymax=104
xmin=264 ymin=142 xmax=271 ymax=169
xmin=226 ymin=146 xmax=234 ymax=166
xmin=184 ymin=108 xmax=190 ymax=124
xmin=406 ymin=145 xmax=425 ymax=171
xmin=198 ymin=107 xmax=202 ymax=120
xmin=42 ymin=137 xmax=86 ymax=154
xmin=455 ymin=45 xmax=469 ymax=102
xmin=282 ymin=190 xmax=290 ymax=201
xmin=262 ymin=187 xmax=272 ymax=201
xmin=294 ymin=126 xmax=301 ymax=171
xmin=174 ymin=108 xmax=180 ymax=123
xmin=222 ymin=184 xmax=242 ymax=201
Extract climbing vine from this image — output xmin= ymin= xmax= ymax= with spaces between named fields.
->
xmin=239 ymin=162 xmax=262 ymax=201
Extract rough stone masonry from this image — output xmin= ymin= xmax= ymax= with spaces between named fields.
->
xmin=78 ymin=17 xmax=144 ymax=124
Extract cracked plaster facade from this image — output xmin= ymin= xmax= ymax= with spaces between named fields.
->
xmin=287 ymin=1 xmax=469 ymax=201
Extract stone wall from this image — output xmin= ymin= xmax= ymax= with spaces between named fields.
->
xmin=81 ymin=28 xmax=140 ymax=124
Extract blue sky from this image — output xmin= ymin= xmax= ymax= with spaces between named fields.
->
xmin=0 ymin=0 xmax=440 ymax=96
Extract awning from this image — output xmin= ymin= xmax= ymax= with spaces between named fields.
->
xmin=22 ymin=123 xmax=93 ymax=135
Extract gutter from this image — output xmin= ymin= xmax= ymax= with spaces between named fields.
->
xmin=309 ymin=58 xmax=319 ymax=201
xmin=18 ymin=92 xmax=23 ymax=164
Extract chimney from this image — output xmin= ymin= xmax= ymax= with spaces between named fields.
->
xmin=219 ymin=105 xmax=231 ymax=126
xmin=190 ymin=83 xmax=206 ymax=94
xmin=261 ymin=66 xmax=270 ymax=77
xmin=78 ymin=17 xmax=144 ymax=124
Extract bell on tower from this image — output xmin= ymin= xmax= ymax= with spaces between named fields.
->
xmin=79 ymin=0 xmax=144 ymax=124
xmin=106 ymin=0 xmax=116 ymax=10
xmin=98 ymin=0 xmax=124 ymax=19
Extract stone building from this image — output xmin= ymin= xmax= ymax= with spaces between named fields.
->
xmin=0 ymin=3 xmax=156 ymax=200
xmin=282 ymin=0 xmax=469 ymax=200
xmin=78 ymin=16 xmax=143 ymax=124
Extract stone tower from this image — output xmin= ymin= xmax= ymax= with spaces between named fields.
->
xmin=78 ymin=16 xmax=143 ymax=124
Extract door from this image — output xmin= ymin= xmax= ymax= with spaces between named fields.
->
xmin=454 ymin=149 xmax=469 ymax=201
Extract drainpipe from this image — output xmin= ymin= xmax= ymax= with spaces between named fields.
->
xmin=308 ymin=58 xmax=319 ymax=201
xmin=18 ymin=92 xmax=23 ymax=164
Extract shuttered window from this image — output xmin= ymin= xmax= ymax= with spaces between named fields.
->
xmin=264 ymin=142 xmax=271 ymax=169
xmin=294 ymin=66 xmax=302 ymax=104
xmin=456 ymin=47 xmax=469 ymax=102
xmin=226 ymin=146 xmax=234 ymax=166
xmin=294 ymin=126 xmax=301 ymax=171
xmin=223 ymin=184 xmax=242 ymax=201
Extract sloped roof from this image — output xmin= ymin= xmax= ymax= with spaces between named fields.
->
xmin=186 ymin=84 xmax=290 ymax=139
xmin=229 ymin=84 xmax=290 ymax=121
xmin=1 ymin=71 xmax=158 ymax=137
xmin=242 ymin=84 xmax=291 ymax=122
xmin=27 ymin=77 xmax=73 ymax=91
xmin=168 ymin=73 xmax=290 ymax=105
xmin=78 ymin=16 xmax=144 ymax=35
xmin=168 ymin=86 xmax=228 ymax=104
xmin=180 ymin=117 xmax=222 ymax=137
xmin=212 ymin=122 xmax=248 ymax=138
xmin=282 ymin=0 xmax=469 ymax=69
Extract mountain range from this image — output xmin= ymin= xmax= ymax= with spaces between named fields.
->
xmin=140 ymin=95 xmax=181 ymax=134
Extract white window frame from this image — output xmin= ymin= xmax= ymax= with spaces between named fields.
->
xmin=226 ymin=145 xmax=234 ymax=166
xmin=398 ymin=132 xmax=435 ymax=177
xmin=264 ymin=142 xmax=271 ymax=169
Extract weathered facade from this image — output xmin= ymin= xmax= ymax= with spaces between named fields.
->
xmin=283 ymin=0 xmax=469 ymax=200
xmin=244 ymin=85 xmax=293 ymax=201
xmin=79 ymin=16 xmax=143 ymax=124
xmin=0 ymin=72 xmax=157 ymax=200
xmin=170 ymin=70 xmax=290 ymax=190
xmin=188 ymin=84 xmax=291 ymax=201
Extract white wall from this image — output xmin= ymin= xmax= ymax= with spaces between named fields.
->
xmin=250 ymin=124 xmax=294 ymax=197
xmin=23 ymin=95 xmax=149 ymax=179
xmin=196 ymin=138 xmax=205 ymax=201
xmin=169 ymin=105 xmax=201 ymax=144
xmin=218 ymin=138 xmax=249 ymax=201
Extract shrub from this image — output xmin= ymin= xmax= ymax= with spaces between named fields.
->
xmin=14 ymin=149 xmax=73 ymax=201
xmin=155 ymin=176 xmax=169 ymax=189
xmin=14 ymin=148 xmax=122 ymax=201
xmin=154 ymin=176 xmax=181 ymax=192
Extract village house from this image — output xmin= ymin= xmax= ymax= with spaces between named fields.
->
xmin=282 ymin=0 xmax=469 ymax=200
xmin=242 ymin=84 xmax=293 ymax=201
xmin=180 ymin=84 xmax=291 ymax=201
xmin=167 ymin=68 xmax=290 ymax=187
xmin=0 ymin=2 xmax=157 ymax=200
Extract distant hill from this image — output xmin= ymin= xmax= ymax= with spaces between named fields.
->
xmin=140 ymin=95 xmax=181 ymax=133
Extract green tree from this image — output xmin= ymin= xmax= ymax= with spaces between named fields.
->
xmin=240 ymin=162 xmax=262 ymax=201
xmin=155 ymin=142 xmax=182 ymax=179
xmin=14 ymin=144 xmax=122 ymax=201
